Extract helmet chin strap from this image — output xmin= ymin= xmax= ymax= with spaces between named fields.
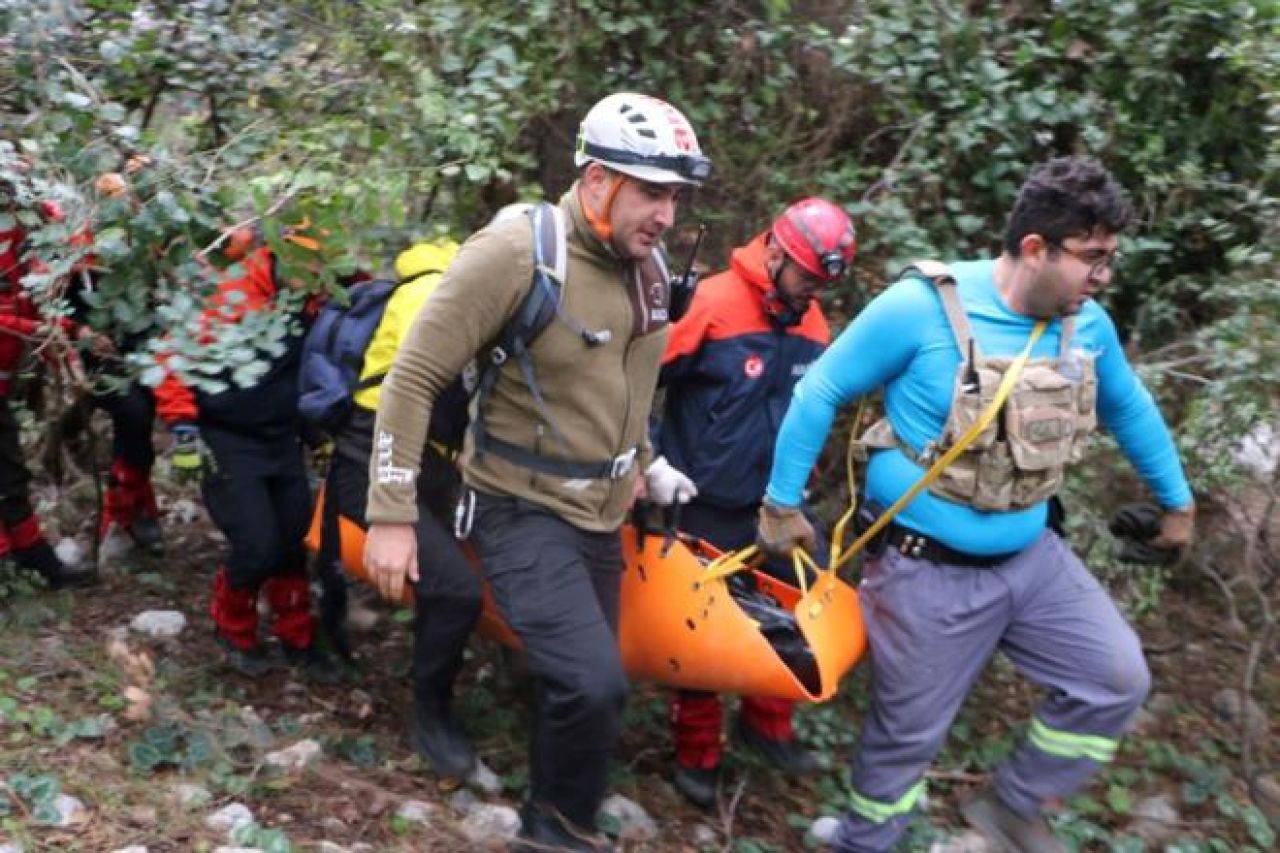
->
xmin=581 ymin=172 xmax=628 ymax=245
xmin=764 ymin=260 xmax=804 ymax=328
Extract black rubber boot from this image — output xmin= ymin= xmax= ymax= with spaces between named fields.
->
xmin=13 ymin=542 xmax=98 ymax=590
xmin=215 ymin=634 xmax=278 ymax=679
xmin=512 ymin=801 xmax=614 ymax=852
xmin=673 ymin=764 xmax=719 ymax=809
xmin=409 ymin=598 xmax=479 ymax=779
xmin=735 ymin=714 xmax=822 ymax=775
xmin=129 ymin=514 xmax=165 ymax=556
xmin=318 ymin=562 xmax=353 ymax=663
xmin=282 ymin=642 xmax=346 ymax=685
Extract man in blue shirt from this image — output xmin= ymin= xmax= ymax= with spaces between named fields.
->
xmin=756 ymin=157 xmax=1194 ymax=852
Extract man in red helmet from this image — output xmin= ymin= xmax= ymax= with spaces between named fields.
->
xmin=652 ymin=197 xmax=857 ymax=807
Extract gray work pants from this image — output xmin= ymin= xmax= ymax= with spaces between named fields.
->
xmin=832 ymin=530 xmax=1150 ymax=852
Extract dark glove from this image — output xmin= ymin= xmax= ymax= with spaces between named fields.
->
xmin=756 ymin=498 xmax=817 ymax=561
xmin=1109 ymin=502 xmax=1192 ymax=564
xmin=170 ymin=423 xmax=212 ymax=480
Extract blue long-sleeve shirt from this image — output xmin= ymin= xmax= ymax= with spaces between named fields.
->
xmin=765 ymin=260 xmax=1192 ymax=556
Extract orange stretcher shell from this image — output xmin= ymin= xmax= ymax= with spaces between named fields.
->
xmin=305 ymin=489 xmax=866 ymax=702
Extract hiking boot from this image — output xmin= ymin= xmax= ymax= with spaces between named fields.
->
xmin=410 ymin=699 xmax=476 ymax=780
xmin=673 ymin=764 xmax=719 ymax=809
xmin=282 ymin=643 xmax=345 ymax=685
xmin=511 ymin=802 xmax=614 ymax=852
xmin=961 ymin=785 xmax=1066 ymax=853
xmin=12 ymin=542 xmax=99 ymax=590
xmin=734 ymin=714 xmax=821 ymax=775
xmin=215 ymin=634 xmax=277 ymax=678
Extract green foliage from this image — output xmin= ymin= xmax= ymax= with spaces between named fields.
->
xmin=4 ymin=772 xmax=64 ymax=825
xmin=126 ymin=720 xmax=217 ymax=772
xmin=327 ymin=733 xmax=380 ymax=768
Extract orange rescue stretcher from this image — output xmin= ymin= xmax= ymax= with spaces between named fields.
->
xmin=305 ymin=490 xmax=866 ymax=702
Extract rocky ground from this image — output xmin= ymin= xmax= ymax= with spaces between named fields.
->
xmin=0 ymin=479 xmax=1276 ymax=852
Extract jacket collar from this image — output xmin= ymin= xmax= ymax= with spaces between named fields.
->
xmin=729 ymin=233 xmax=775 ymax=297
xmin=564 ymin=181 xmax=622 ymax=265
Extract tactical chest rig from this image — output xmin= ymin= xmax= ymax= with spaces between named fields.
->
xmin=855 ymin=262 xmax=1098 ymax=511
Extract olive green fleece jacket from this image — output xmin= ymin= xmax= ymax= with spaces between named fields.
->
xmin=366 ymin=187 xmax=671 ymax=532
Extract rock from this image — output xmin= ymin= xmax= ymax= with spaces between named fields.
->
xmin=1147 ymin=692 xmax=1177 ymax=715
xmin=264 ymin=739 xmax=323 ymax=771
xmin=99 ymin=527 xmax=135 ymax=562
xmin=1127 ymin=794 xmax=1180 ymax=845
xmin=54 ymin=537 xmax=86 ymax=569
xmin=172 ymin=782 xmax=211 ymax=809
xmin=110 ymin=847 xmax=149 ymax=853
xmin=691 ymin=824 xmax=717 ymax=846
xmin=448 ymin=787 xmax=480 ymax=815
xmin=1234 ymin=422 xmax=1278 ymax=477
xmin=459 ymin=803 xmax=521 ymax=845
xmin=1127 ymin=706 xmax=1158 ymax=737
xmin=128 ymin=804 xmax=158 ymax=826
xmin=467 ymin=758 xmax=503 ymax=795
xmin=929 ymin=831 xmax=997 ymax=852
xmin=346 ymin=599 xmax=380 ymax=632
xmin=212 ymin=848 xmax=263 ymax=853
xmin=598 ymin=794 xmax=657 ymax=842
xmin=0 ymin=844 xmax=21 ymax=853
xmin=168 ymin=498 xmax=203 ymax=524
xmin=130 ymin=610 xmax=187 ymax=639
xmin=320 ymin=816 xmax=347 ymax=835
xmin=316 ymin=844 xmax=349 ymax=853
xmin=1210 ymin=688 xmax=1269 ymax=738
xmin=205 ymin=802 xmax=255 ymax=835
xmin=53 ymin=793 xmax=89 ymax=827
xmin=1255 ymin=774 xmax=1280 ymax=825
xmin=395 ymin=799 xmax=437 ymax=825
xmin=809 ymin=816 xmax=841 ymax=845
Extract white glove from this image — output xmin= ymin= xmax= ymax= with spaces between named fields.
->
xmin=645 ymin=456 xmax=698 ymax=506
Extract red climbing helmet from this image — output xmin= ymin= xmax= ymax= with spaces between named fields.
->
xmin=772 ymin=198 xmax=857 ymax=282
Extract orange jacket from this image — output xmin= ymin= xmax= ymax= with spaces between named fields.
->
xmin=154 ymin=246 xmax=300 ymax=428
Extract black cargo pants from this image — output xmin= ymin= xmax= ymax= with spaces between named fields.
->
xmin=467 ymin=489 xmax=628 ymax=831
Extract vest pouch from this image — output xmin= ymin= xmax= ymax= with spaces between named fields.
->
xmin=851 ymin=418 xmax=898 ymax=464
xmin=1069 ymin=354 xmax=1099 ymax=461
xmin=1012 ymin=467 xmax=1060 ymax=508
xmin=1005 ymin=365 xmax=1076 ymax=472
xmin=968 ymin=442 xmax=1015 ymax=511
xmin=941 ymin=364 xmax=1003 ymax=451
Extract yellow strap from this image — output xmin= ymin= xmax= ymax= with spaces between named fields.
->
xmin=697 ymin=320 xmax=1048 ymax=585
xmin=827 ymin=320 xmax=1047 ymax=574
xmin=829 ymin=398 xmax=868 ymax=571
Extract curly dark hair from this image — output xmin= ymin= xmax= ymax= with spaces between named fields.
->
xmin=1003 ymin=156 xmax=1133 ymax=256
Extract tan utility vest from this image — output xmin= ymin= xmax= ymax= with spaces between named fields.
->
xmin=855 ymin=262 xmax=1098 ymax=512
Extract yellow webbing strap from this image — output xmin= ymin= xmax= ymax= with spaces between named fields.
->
xmin=700 ymin=320 xmax=1048 ymax=584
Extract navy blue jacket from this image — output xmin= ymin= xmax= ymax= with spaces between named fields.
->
xmin=654 ymin=234 xmax=829 ymax=510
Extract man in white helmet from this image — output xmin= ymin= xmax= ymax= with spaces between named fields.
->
xmin=363 ymin=92 xmax=707 ymax=851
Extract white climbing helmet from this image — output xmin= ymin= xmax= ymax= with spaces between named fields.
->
xmin=574 ymin=93 xmax=711 ymax=187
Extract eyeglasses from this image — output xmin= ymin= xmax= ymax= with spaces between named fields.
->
xmin=1056 ymin=244 xmax=1123 ymax=276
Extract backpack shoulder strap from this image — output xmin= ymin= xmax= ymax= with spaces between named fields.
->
xmin=506 ymin=201 xmax=565 ymax=349
xmin=1058 ymin=316 xmax=1075 ymax=359
xmin=898 ymin=260 xmax=981 ymax=361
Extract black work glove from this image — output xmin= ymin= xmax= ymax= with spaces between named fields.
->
xmin=1109 ymin=502 xmax=1175 ymax=565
